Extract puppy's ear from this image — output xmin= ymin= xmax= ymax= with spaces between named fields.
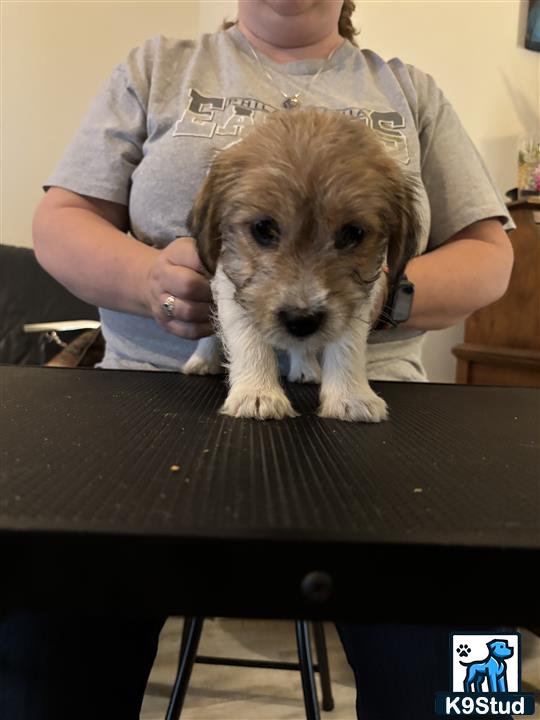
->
xmin=385 ymin=174 xmax=422 ymax=284
xmin=186 ymin=166 xmax=223 ymax=276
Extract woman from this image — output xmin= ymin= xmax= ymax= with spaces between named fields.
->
xmin=32 ymin=0 xmax=513 ymax=379
xmin=5 ymin=1 xmax=513 ymax=718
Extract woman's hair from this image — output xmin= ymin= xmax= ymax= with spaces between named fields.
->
xmin=222 ymin=0 xmax=360 ymax=46
xmin=338 ymin=0 xmax=360 ymax=46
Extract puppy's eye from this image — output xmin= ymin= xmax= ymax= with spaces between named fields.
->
xmin=250 ymin=218 xmax=281 ymax=247
xmin=335 ymin=224 xmax=365 ymax=250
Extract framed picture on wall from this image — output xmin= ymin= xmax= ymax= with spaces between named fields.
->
xmin=525 ymin=0 xmax=540 ymax=51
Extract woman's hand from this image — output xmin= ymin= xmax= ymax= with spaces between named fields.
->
xmin=33 ymin=190 xmax=213 ymax=339
xmin=146 ymin=237 xmax=213 ymax=340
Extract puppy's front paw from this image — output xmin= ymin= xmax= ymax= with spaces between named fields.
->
xmin=181 ymin=354 xmax=222 ymax=376
xmin=319 ymin=388 xmax=388 ymax=423
xmin=222 ymin=385 xmax=297 ymax=420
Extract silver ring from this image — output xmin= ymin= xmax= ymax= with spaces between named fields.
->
xmin=162 ymin=295 xmax=176 ymax=320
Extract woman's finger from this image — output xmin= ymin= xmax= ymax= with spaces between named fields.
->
xmin=160 ymin=294 xmax=211 ymax=324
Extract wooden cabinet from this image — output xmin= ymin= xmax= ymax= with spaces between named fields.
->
xmin=452 ymin=199 xmax=540 ymax=386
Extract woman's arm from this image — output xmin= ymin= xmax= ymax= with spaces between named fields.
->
xmin=403 ymin=218 xmax=514 ymax=330
xmin=33 ymin=187 xmax=154 ymax=315
xmin=33 ymin=187 xmax=212 ymax=339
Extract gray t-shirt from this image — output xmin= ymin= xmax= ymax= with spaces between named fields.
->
xmin=45 ymin=26 xmax=513 ymax=380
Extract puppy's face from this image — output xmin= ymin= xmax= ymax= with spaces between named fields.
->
xmin=188 ymin=109 xmax=420 ymax=349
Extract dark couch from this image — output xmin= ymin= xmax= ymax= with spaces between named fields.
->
xmin=0 ymin=245 xmax=100 ymax=365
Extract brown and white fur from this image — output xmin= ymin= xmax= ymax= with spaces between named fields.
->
xmin=184 ymin=108 xmax=420 ymax=421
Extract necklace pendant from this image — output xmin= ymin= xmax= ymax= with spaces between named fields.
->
xmin=283 ymin=95 xmax=300 ymax=110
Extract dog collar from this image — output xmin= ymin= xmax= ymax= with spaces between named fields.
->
xmin=374 ymin=270 xmax=415 ymax=331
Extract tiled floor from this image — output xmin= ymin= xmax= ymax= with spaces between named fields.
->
xmin=141 ymin=619 xmax=540 ymax=720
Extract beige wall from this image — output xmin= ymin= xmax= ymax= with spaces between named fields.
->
xmin=1 ymin=1 xmax=199 ymax=248
xmin=2 ymin=1 xmax=538 ymax=381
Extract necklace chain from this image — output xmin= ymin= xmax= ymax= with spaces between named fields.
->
xmin=246 ymin=41 xmax=339 ymax=110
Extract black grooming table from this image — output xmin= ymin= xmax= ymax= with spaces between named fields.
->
xmin=1 ymin=364 xmax=539 ymax=624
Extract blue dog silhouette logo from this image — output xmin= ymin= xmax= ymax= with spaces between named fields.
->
xmin=435 ymin=632 xmax=536 ymax=715
xmin=458 ymin=639 xmax=514 ymax=693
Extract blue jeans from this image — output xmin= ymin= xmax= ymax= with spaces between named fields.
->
xmin=336 ymin=622 xmax=511 ymax=720
xmin=0 ymin=613 xmax=165 ymax=720
xmin=0 ymin=614 xmax=511 ymax=720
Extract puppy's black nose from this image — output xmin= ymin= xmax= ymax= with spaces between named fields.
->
xmin=278 ymin=309 xmax=325 ymax=337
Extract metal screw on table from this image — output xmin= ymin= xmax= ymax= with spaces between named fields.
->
xmin=301 ymin=571 xmax=334 ymax=604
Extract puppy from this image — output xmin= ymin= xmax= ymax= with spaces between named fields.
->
xmin=183 ymin=108 xmax=420 ymax=421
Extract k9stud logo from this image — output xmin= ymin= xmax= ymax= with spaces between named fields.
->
xmin=435 ymin=633 xmax=536 ymax=715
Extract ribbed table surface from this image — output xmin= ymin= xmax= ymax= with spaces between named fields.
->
xmin=2 ymin=365 xmax=539 ymax=550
